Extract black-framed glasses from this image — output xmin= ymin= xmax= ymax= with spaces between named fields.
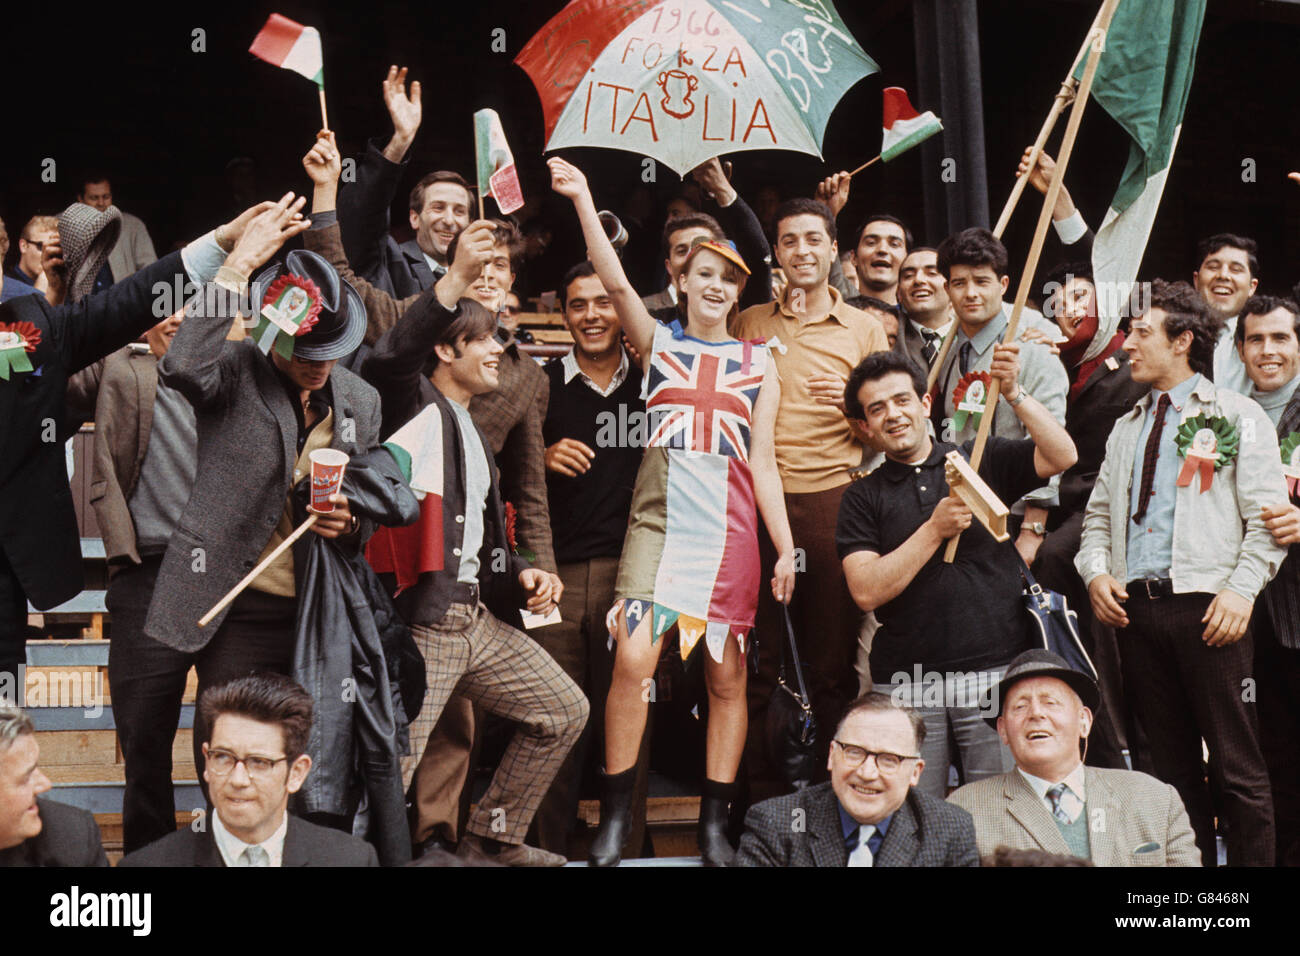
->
xmin=206 ymin=748 xmax=288 ymax=778
xmin=22 ymin=239 xmax=44 ymax=251
xmin=833 ymin=740 xmax=919 ymax=773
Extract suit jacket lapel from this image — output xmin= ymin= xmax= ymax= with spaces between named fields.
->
xmin=1277 ymin=390 xmax=1300 ymax=440
xmin=254 ymin=354 xmax=299 ymax=482
xmin=1073 ymin=352 xmax=1122 ymax=404
xmin=808 ymin=785 xmax=848 ymax=868
xmin=1083 ymin=767 xmax=1119 ymax=866
xmin=281 ymin=816 xmax=311 ymax=867
xmin=401 ymin=240 xmax=436 ymax=291
xmin=1005 ymin=771 xmax=1073 ymax=856
xmin=874 ymin=793 xmax=919 ymax=867
xmin=197 ymin=827 xmax=226 ymax=867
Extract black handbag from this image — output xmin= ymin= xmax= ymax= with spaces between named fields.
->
xmin=765 ymin=605 xmax=818 ymax=790
xmin=1018 ymin=554 xmax=1099 ymax=682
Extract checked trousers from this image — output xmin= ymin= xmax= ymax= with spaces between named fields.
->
xmin=404 ymin=602 xmax=589 ymax=845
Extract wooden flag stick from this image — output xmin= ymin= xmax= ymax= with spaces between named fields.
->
xmin=198 ymin=514 xmax=319 ymax=627
xmin=943 ymin=0 xmax=1121 ymax=564
xmin=847 ymin=154 xmax=882 ymax=177
xmin=990 ymin=0 xmax=1105 ymax=238
xmin=926 ymin=2 xmax=1106 ymax=396
xmin=318 ymin=88 xmax=330 ymax=132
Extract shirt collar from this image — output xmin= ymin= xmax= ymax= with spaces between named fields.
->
xmin=561 ymin=347 xmax=630 ymax=397
xmin=879 ymin=439 xmax=950 ymax=482
xmin=1017 ymin=762 xmax=1087 ymax=804
xmin=956 ymin=309 xmax=1009 ymax=354
xmin=212 ymin=806 xmax=289 ymax=867
xmin=911 ymin=317 xmax=951 ymax=340
xmin=837 ymin=799 xmax=894 ymax=844
xmin=422 ymin=251 xmax=448 ymax=279
xmin=1140 ymin=372 xmax=1201 ymax=413
xmin=775 ymin=285 xmax=851 ymax=327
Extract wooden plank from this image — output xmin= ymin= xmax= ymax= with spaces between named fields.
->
xmin=22 ymin=666 xmax=106 ymax=708
xmin=41 ymin=733 xmax=196 ymax=785
xmin=528 ymin=328 xmax=575 ymax=344
xmin=34 ymin=730 xmax=120 ymax=766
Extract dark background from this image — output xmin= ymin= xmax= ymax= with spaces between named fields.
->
xmin=4 ymin=0 xmax=1300 ymax=297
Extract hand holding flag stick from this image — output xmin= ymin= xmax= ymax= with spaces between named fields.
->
xmin=250 ymin=13 xmax=330 ymax=131
xmin=943 ymin=0 xmax=1122 ymax=563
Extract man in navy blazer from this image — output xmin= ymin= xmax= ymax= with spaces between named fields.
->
xmin=119 ymin=674 xmax=378 ymax=867
xmin=738 ymin=693 xmax=979 ymax=866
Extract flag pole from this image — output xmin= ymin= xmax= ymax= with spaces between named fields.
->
xmin=943 ymin=0 xmax=1121 ymax=564
xmin=198 ymin=514 xmax=320 ymax=626
xmin=318 ymin=87 xmax=329 ymax=132
xmin=926 ymin=0 xmax=1108 ymax=397
xmin=847 ymin=154 xmax=882 ymax=178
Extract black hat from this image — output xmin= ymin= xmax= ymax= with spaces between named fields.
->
xmin=249 ymin=249 xmax=366 ymax=361
xmin=993 ymin=649 xmax=1100 ymax=717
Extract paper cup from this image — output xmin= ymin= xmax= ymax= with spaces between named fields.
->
xmin=309 ymin=449 xmax=349 ymax=513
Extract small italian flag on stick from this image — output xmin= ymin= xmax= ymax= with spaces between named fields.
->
xmin=474 ymin=109 xmax=524 ymax=216
xmin=848 ymin=88 xmax=942 ymax=176
xmin=250 ymin=13 xmax=329 ymax=130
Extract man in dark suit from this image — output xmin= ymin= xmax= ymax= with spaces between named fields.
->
xmin=336 ymin=66 xmax=469 ymax=300
xmin=737 ymin=693 xmax=979 ymax=866
xmin=142 ymin=215 xmax=383 ymax=780
xmin=0 ymin=706 xmax=108 ymax=866
xmin=0 ymin=196 xmax=291 ymax=683
xmin=119 ymin=674 xmax=378 ymax=866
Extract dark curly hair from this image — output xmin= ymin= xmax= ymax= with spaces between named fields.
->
xmin=1142 ymin=279 xmax=1220 ymax=377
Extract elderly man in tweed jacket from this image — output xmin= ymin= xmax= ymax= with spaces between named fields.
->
xmin=950 ymin=650 xmax=1200 ymax=867
xmin=738 ymin=693 xmax=979 ymax=867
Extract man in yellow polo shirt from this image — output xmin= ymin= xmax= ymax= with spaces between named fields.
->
xmin=733 ymin=197 xmax=890 ymax=803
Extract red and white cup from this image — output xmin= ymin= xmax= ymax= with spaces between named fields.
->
xmin=309 ymin=449 xmax=349 ymax=513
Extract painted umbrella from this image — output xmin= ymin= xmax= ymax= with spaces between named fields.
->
xmin=515 ymin=0 xmax=879 ymax=176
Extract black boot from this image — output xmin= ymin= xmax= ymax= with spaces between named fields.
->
xmin=588 ymin=767 xmax=636 ymax=867
xmin=698 ymin=779 xmax=737 ymax=867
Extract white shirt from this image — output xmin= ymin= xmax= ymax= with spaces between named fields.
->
xmin=422 ymin=251 xmax=448 ymax=279
xmin=212 ymin=808 xmax=289 ymax=868
xmin=1018 ymin=763 xmax=1088 ymax=825
xmin=561 ymin=348 xmax=630 ymax=398
xmin=910 ymin=317 xmax=951 ymax=342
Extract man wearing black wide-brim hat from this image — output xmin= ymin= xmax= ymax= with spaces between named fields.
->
xmin=948 ymin=649 xmax=1199 ymax=866
xmin=142 ymin=199 xmax=384 ymax=783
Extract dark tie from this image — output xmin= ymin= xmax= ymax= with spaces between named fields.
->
xmin=1132 ymin=392 xmax=1172 ymax=524
xmin=959 ymin=341 xmax=974 ymax=375
xmin=920 ymin=329 xmax=940 ymax=367
xmin=1046 ymin=783 xmax=1076 ymax=825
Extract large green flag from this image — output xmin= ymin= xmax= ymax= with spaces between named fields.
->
xmin=1076 ymin=0 xmax=1207 ymax=359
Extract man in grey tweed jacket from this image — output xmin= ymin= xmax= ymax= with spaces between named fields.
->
xmin=949 ymin=650 xmax=1200 ymax=866
xmin=738 ymin=693 xmax=979 ymax=867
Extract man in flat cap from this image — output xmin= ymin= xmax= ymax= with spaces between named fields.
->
xmin=948 ymin=649 xmax=1200 ymax=866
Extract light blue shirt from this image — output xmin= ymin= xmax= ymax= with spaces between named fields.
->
xmin=1126 ymin=374 xmax=1201 ymax=581
xmin=448 ymin=400 xmax=489 ymax=584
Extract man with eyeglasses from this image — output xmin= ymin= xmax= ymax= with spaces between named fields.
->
xmin=120 ymin=674 xmax=379 ymax=867
xmin=736 ymin=692 xmax=979 ymax=866
xmin=949 ymin=649 xmax=1200 ymax=866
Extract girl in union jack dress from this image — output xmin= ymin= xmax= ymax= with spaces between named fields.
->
xmin=551 ymin=158 xmax=795 ymax=866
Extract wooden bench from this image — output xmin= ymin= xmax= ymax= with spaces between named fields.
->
xmin=28 ymin=590 xmax=109 ymax=639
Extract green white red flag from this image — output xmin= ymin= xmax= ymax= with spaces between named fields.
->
xmin=880 ymin=88 xmax=942 ymax=162
xmin=249 ymin=13 xmax=324 ymax=88
xmin=474 ymin=109 xmax=524 ymax=215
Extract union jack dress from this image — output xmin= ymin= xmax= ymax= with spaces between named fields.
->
xmin=614 ymin=320 xmax=770 ymax=664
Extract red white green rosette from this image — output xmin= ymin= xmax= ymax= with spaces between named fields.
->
xmin=251 ymin=275 xmax=323 ymax=360
xmin=1175 ymin=413 xmax=1239 ymax=493
xmin=1281 ymin=432 xmax=1300 ymax=498
xmin=0 ymin=321 xmax=41 ymax=380
xmin=951 ymin=370 xmax=992 ymax=431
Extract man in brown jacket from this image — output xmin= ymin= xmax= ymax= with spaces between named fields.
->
xmin=303 ymin=132 xmax=560 ymax=852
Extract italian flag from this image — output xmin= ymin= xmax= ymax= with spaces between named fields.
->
xmin=365 ymin=405 xmax=446 ymax=592
xmin=474 ymin=109 xmax=524 ymax=215
xmin=249 ymin=13 xmax=324 ymax=88
xmin=881 ymin=88 xmax=943 ymax=162
xmin=1083 ymin=0 xmax=1206 ymax=353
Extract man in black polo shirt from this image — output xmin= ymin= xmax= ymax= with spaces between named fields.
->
xmin=836 ymin=350 xmax=1077 ymax=797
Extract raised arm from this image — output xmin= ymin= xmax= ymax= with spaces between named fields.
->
xmin=160 ymin=194 xmax=311 ymax=408
xmin=694 ymin=158 xmax=772 ymax=308
xmin=549 ymin=157 xmax=657 ymax=360
xmin=303 ymin=131 xmax=413 ymax=342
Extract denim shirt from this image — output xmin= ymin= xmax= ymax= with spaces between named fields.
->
xmin=1125 ymin=374 xmax=1200 ymax=580
xmin=1077 ymin=375 xmax=1288 ymax=600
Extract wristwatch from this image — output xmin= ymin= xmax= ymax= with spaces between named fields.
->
xmin=1024 ymin=522 xmax=1047 ymax=536
xmin=1007 ymin=385 xmax=1028 ymax=407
